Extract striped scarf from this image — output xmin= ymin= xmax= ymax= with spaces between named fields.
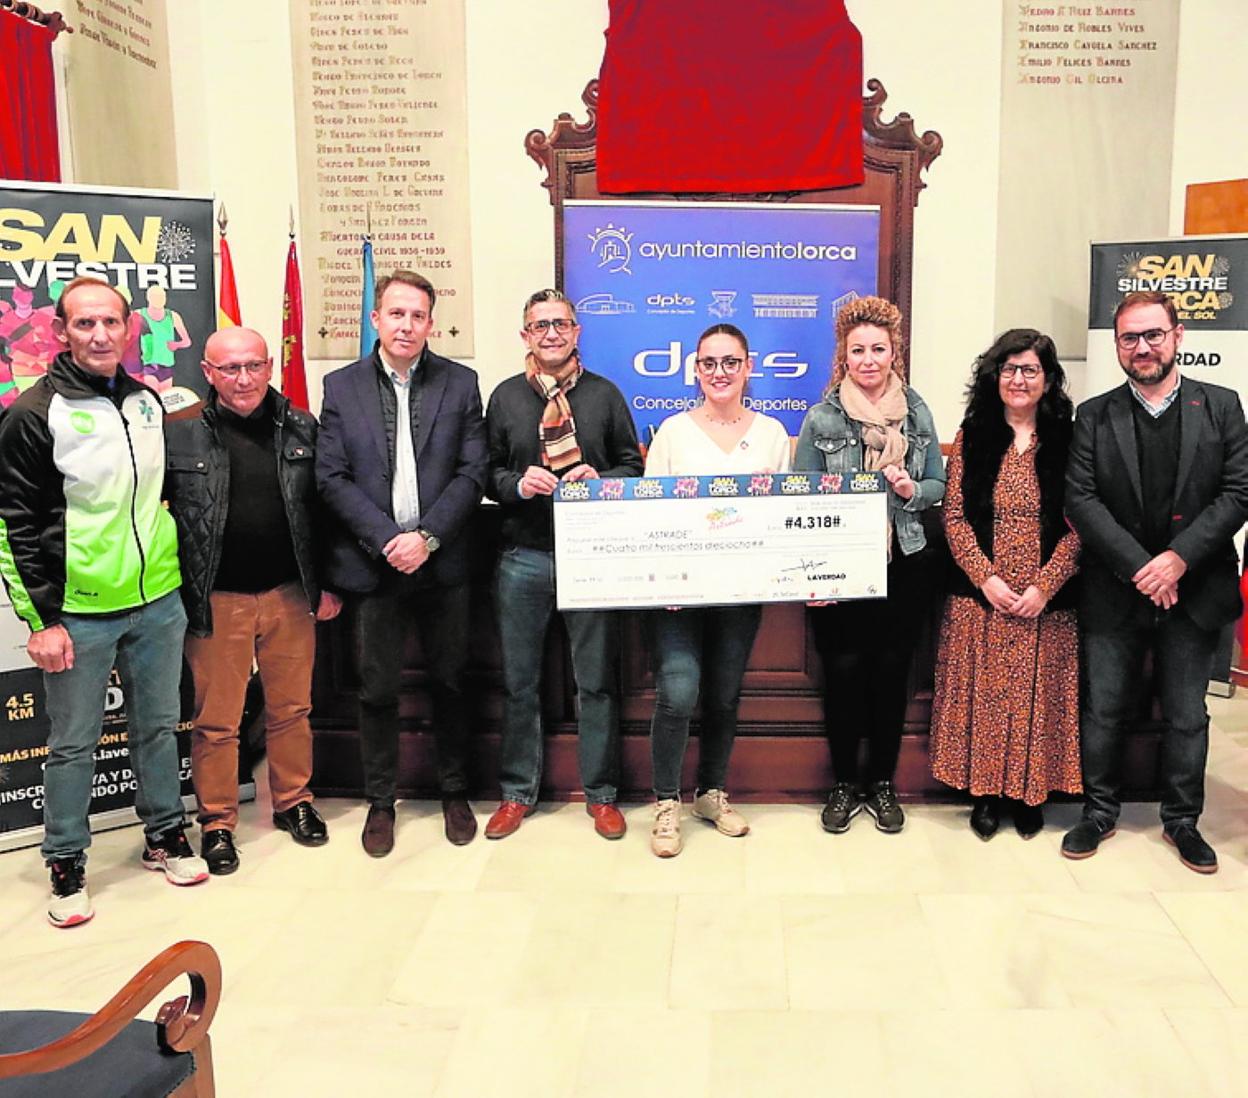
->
xmin=526 ymin=352 xmax=583 ymax=472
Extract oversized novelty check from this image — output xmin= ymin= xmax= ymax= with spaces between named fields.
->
xmin=553 ymin=472 xmax=888 ymax=610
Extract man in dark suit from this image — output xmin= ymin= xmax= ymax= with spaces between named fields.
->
xmin=1064 ymin=290 xmax=1248 ymax=873
xmin=316 ymin=270 xmax=487 ymax=855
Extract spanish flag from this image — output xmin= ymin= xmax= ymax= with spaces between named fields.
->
xmin=217 ymin=234 xmax=241 ymax=328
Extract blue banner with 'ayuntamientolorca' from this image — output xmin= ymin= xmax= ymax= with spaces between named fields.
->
xmin=562 ymin=200 xmax=880 ymax=439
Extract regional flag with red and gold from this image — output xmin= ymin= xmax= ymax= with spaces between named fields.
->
xmin=281 ymin=239 xmax=308 ymax=411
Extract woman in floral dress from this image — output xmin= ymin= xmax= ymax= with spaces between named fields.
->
xmin=930 ymin=329 xmax=1082 ymax=839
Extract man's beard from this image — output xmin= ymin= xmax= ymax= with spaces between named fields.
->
xmin=1123 ymin=349 xmax=1176 ymax=386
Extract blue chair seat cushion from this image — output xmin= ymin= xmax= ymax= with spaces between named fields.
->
xmin=0 ymin=1010 xmax=195 ymax=1098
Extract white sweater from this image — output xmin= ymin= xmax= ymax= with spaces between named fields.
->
xmin=644 ymin=411 xmax=792 ymax=476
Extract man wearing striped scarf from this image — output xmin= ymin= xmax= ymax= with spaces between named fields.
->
xmin=484 ymin=289 xmax=644 ymax=840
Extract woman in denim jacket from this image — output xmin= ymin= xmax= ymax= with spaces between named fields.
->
xmin=793 ymin=296 xmax=945 ymax=835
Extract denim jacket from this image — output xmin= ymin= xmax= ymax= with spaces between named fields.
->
xmin=793 ymin=384 xmax=946 ymax=556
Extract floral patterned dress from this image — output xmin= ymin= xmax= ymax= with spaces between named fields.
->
xmin=930 ymin=430 xmax=1082 ymax=805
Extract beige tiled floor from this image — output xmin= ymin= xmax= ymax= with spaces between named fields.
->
xmin=2 ymin=698 xmax=1247 ymax=1097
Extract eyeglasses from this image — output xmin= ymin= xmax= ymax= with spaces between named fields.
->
xmin=998 ymin=363 xmax=1042 ymax=381
xmin=694 ymin=356 xmax=745 ymax=377
xmin=524 ymin=318 xmax=576 ymax=335
xmin=1115 ymin=327 xmax=1174 ymax=350
xmin=206 ymin=360 xmax=270 ymax=378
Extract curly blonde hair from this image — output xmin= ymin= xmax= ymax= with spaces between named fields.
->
xmin=828 ymin=295 xmax=906 ymax=391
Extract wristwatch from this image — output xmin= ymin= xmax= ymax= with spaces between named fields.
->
xmin=417 ymin=528 xmax=441 ymax=552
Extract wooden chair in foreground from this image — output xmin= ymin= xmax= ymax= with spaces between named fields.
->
xmin=0 ymin=940 xmax=221 ymax=1098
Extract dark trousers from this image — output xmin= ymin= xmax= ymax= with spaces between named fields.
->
xmin=354 ymin=572 xmax=471 ymax=806
xmin=649 ymin=604 xmax=762 ymax=800
xmin=1080 ymin=609 xmax=1217 ymax=828
xmin=810 ymin=548 xmax=929 ymax=787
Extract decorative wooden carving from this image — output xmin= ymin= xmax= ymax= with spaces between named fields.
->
xmin=524 ymin=80 xmax=601 ymax=182
xmin=514 ymin=80 xmax=950 ymax=798
xmin=525 ymin=78 xmax=942 ymax=200
xmin=524 ymin=78 xmax=942 ymax=353
xmin=860 ymin=79 xmax=943 ymax=191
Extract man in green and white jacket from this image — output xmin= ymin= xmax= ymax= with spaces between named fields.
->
xmin=0 ymin=277 xmax=207 ymax=928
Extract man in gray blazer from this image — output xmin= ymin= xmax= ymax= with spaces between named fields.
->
xmin=1064 ymin=290 xmax=1248 ymax=873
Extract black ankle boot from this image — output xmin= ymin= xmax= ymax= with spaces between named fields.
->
xmin=1014 ymin=801 xmax=1044 ymax=839
xmin=969 ymin=796 xmax=1000 ymax=841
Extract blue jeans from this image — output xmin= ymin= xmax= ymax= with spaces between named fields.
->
xmin=649 ymin=604 xmax=762 ymax=800
xmin=1080 ymin=610 xmax=1217 ymax=829
xmin=41 ymin=591 xmax=189 ymax=862
xmin=495 ymin=547 xmax=620 ymax=805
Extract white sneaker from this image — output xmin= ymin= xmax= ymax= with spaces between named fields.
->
xmin=48 ymin=857 xmax=94 ymax=928
xmin=142 ymin=827 xmax=209 ymax=886
xmin=651 ymin=798 xmax=683 ymax=858
xmin=692 ymin=789 xmax=749 ymax=837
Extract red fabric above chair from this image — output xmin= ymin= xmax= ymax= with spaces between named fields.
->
xmin=596 ymin=0 xmax=863 ymax=194
xmin=0 ymin=10 xmax=61 ymax=182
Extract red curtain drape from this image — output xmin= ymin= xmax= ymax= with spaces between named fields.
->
xmin=0 ymin=11 xmax=61 ymax=181
xmin=597 ymin=0 xmax=863 ymax=194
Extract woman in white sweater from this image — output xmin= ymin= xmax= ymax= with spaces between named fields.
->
xmin=643 ymin=323 xmax=791 ymax=857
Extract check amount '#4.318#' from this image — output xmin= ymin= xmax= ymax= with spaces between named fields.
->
xmin=784 ymin=514 xmax=841 ymax=531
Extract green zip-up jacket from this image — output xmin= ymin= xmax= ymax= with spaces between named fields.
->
xmin=0 ymin=352 xmax=181 ymax=631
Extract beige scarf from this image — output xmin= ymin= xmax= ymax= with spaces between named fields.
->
xmin=839 ymin=373 xmax=908 ymax=471
xmin=839 ymin=373 xmax=909 ymax=557
xmin=526 ymin=352 xmax=583 ymax=473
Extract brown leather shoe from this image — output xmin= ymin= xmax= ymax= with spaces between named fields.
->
xmin=442 ymin=797 xmax=478 ymax=846
xmin=361 ymin=805 xmax=395 ymax=858
xmin=587 ymin=802 xmax=627 ymax=840
xmin=485 ymin=800 xmax=535 ymax=840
